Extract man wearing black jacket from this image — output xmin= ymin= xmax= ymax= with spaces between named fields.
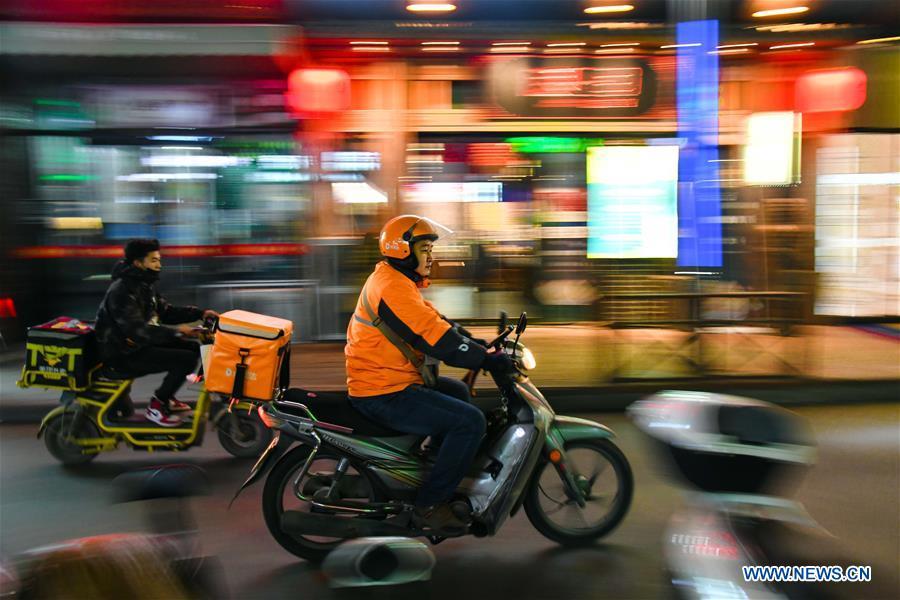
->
xmin=94 ymin=239 xmax=217 ymax=427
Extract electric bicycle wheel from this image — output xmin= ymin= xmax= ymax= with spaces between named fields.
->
xmin=524 ymin=439 xmax=633 ymax=546
xmin=43 ymin=412 xmax=102 ymax=466
xmin=217 ymin=413 xmax=272 ymax=458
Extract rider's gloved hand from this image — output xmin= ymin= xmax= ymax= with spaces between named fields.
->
xmin=455 ymin=324 xmax=489 ymax=348
xmin=481 ymin=351 xmax=515 ymax=374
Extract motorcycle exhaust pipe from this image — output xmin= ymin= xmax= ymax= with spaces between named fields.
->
xmin=281 ymin=510 xmax=411 ymax=539
xmin=322 ymin=537 xmax=435 ymax=588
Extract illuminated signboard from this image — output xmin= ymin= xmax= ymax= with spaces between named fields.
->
xmin=587 ymin=146 xmax=679 ymax=259
xmin=506 ymin=136 xmax=604 ymax=153
xmin=401 ymin=182 xmax=502 ymax=203
xmin=743 ymin=112 xmax=801 ymax=186
xmin=488 ymin=57 xmax=659 ymax=118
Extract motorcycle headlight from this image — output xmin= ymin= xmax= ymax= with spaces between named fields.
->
xmin=519 ymin=347 xmax=537 ymax=371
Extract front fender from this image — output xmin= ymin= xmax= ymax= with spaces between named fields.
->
xmin=551 ymin=415 xmax=616 ymax=444
xmin=535 ymin=416 xmax=617 ymax=511
xmin=37 ymin=406 xmax=68 ymax=438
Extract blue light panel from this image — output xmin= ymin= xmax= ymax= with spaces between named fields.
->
xmin=676 ymin=20 xmax=723 ymax=268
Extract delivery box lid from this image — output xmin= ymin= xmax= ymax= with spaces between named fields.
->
xmin=217 ymin=310 xmax=294 ymax=340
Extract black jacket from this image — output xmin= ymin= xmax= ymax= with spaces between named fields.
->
xmin=94 ymin=261 xmax=203 ymax=361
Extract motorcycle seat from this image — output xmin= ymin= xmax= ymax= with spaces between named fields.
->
xmin=96 ymin=365 xmax=134 ymax=381
xmin=280 ymin=388 xmax=408 ymax=437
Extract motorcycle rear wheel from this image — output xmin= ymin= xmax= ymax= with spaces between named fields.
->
xmin=262 ymin=446 xmax=382 ymax=562
xmin=43 ymin=412 xmax=101 ymax=466
xmin=524 ymin=439 xmax=633 ymax=546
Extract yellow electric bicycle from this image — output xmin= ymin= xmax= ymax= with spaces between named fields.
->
xmin=19 ymin=325 xmax=271 ymax=466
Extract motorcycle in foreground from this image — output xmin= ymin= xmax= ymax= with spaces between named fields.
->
xmin=629 ymin=391 xmax=892 ymax=600
xmin=233 ymin=312 xmax=634 ymax=561
xmin=0 ymin=464 xmax=227 ymax=599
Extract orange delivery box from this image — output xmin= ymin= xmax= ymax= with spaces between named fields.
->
xmin=205 ymin=310 xmax=293 ymax=402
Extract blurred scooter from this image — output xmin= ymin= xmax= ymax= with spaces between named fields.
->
xmin=629 ymin=391 xmax=891 ymax=600
xmin=0 ymin=464 xmax=227 ymax=600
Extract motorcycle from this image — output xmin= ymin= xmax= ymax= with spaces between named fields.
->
xmin=0 ymin=464 xmax=228 ymax=599
xmin=233 ymin=312 xmax=634 ymax=562
xmin=20 ymin=319 xmax=271 ymax=465
xmin=628 ymin=391 xmax=893 ymax=600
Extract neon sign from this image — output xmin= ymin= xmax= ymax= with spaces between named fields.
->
xmin=489 ymin=57 xmax=658 ymax=118
xmin=521 ymin=66 xmax=644 ymax=109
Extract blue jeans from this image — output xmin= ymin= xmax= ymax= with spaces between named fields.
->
xmin=349 ymin=377 xmax=486 ymax=507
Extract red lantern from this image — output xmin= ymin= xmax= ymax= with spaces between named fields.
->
xmin=795 ymin=67 xmax=867 ymax=113
xmin=285 ymin=68 xmax=350 ymax=116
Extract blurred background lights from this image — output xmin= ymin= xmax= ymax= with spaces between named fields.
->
xmin=752 ymin=6 xmax=810 ymax=18
xmin=286 ymin=68 xmax=350 ymax=114
xmin=796 ymin=67 xmax=867 ymax=113
xmin=744 ymin=112 xmax=801 ymax=185
xmin=406 ymin=2 xmax=457 ymax=13
xmin=583 ymin=2 xmax=635 ymax=15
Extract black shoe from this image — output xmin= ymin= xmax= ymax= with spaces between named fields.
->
xmin=412 ymin=502 xmax=470 ymax=536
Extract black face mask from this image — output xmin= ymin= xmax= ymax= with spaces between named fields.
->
xmin=139 ymin=268 xmax=160 ymax=284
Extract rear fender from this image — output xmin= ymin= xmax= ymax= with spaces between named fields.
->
xmin=37 ymin=406 xmax=68 ymax=439
xmin=229 ymin=432 xmax=294 ymax=507
xmin=212 ymin=400 xmax=257 ymax=429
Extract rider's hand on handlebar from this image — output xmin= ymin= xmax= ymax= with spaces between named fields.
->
xmin=481 ymin=351 xmax=515 ymax=374
xmin=471 ymin=337 xmax=490 ymax=348
xmin=177 ymin=324 xmax=199 ymax=338
xmin=202 ymin=309 xmax=219 ymax=321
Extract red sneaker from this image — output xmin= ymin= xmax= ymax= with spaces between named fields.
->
xmin=168 ymin=397 xmax=193 ymax=413
xmin=146 ymin=398 xmax=183 ymax=427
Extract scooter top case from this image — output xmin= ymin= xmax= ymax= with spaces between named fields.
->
xmin=628 ymin=391 xmax=816 ymax=495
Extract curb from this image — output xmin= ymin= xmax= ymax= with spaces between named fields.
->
xmin=3 ymin=378 xmax=897 ymax=424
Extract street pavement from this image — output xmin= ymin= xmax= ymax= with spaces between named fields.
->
xmin=1 ymin=403 xmax=897 ymax=599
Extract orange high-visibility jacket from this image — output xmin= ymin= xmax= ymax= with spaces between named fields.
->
xmin=345 ymin=261 xmax=487 ymax=397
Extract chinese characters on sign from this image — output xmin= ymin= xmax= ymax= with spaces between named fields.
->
xmin=488 ymin=57 xmax=660 ymax=118
xmin=521 ymin=66 xmax=644 ymax=110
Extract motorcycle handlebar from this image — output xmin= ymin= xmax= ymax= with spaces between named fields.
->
xmin=487 ymin=324 xmax=515 ymax=350
xmin=465 ymin=326 xmax=516 ymax=396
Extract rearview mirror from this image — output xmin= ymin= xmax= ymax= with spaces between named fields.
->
xmin=498 ymin=311 xmax=508 ymax=334
xmin=515 ymin=312 xmax=527 ymax=335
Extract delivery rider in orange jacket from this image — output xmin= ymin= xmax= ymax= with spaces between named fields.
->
xmin=345 ymin=215 xmax=513 ymax=534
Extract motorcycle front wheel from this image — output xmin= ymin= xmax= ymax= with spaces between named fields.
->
xmin=523 ymin=439 xmax=633 ymax=546
xmin=262 ymin=446 xmax=382 ymax=562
